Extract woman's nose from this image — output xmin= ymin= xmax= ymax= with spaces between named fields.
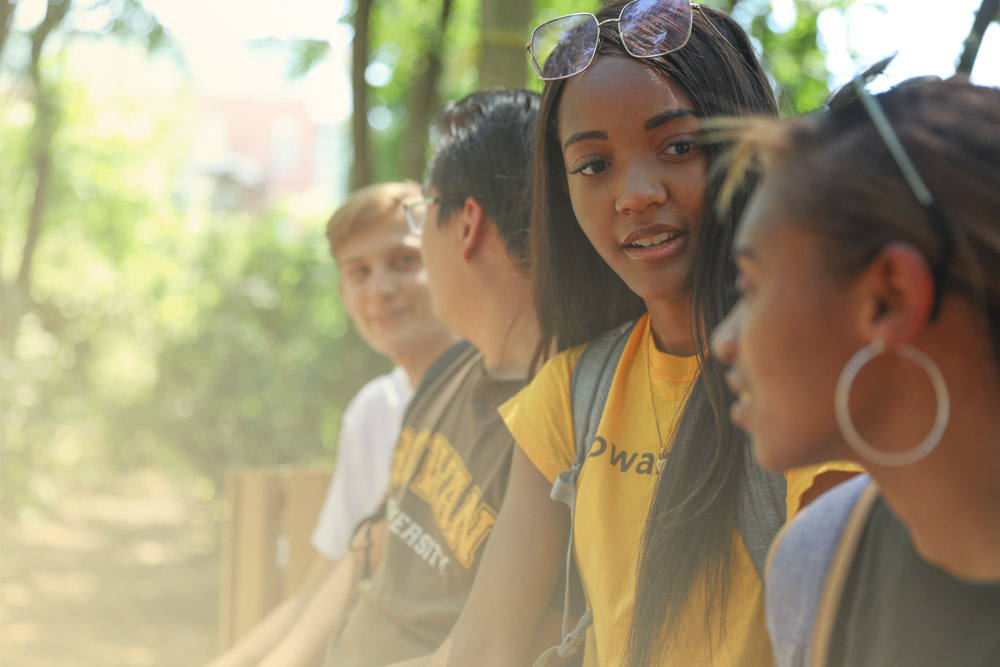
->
xmin=615 ymin=161 xmax=668 ymax=214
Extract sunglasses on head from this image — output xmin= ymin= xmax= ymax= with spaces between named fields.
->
xmin=827 ymin=54 xmax=953 ymax=320
xmin=526 ymin=0 xmax=698 ymax=81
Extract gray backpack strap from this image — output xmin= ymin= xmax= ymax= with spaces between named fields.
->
xmin=534 ymin=321 xmax=635 ymax=667
xmin=737 ymin=443 xmax=788 ymax=579
xmin=765 ymin=474 xmax=875 ymax=667
xmin=550 ymin=320 xmax=636 ymax=510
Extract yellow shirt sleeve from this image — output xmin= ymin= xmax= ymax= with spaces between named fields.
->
xmin=498 ymin=346 xmax=586 ymax=485
xmin=784 ymin=460 xmax=866 ymax=518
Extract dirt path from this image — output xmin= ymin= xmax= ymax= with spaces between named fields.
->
xmin=1 ymin=471 xmax=220 ymax=666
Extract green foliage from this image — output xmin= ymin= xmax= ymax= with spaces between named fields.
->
xmin=1 ymin=41 xmax=387 ymax=510
xmin=357 ymin=0 xmax=480 ymax=182
xmin=108 ymin=208 xmax=390 ymax=479
xmin=716 ymin=0 xmax=859 ymax=113
xmin=286 ymin=38 xmax=332 ymax=78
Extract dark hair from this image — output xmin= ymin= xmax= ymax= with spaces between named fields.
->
xmin=731 ymin=78 xmax=1000 ymax=360
xmin=528 ymin=4 xmax=778 ymax=664
xmin=426 ymin=89 xmax=541 ymax=267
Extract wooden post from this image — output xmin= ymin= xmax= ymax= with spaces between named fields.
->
xmin=217 ymin=467 xmax=333 ymax=650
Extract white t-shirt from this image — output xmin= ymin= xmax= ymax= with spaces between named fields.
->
xmin=311 ymin=366 xmax=413 ymax=561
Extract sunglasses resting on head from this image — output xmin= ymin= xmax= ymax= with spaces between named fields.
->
xmin=827 ymin=53 xmax=954 ymax=320
xmin=526 ymin=0 xmax=700 ymax=81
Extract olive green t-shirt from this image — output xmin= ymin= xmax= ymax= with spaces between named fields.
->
xmin=828 ymin=496 xmax=1000 ymax=666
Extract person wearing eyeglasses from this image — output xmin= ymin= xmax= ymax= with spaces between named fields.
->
xmin=247 ymin=89 xmax=540 ymax=667
xmin=711 ymin=78 xmax=1000 ymax=667
xmin=399 ymin=3 xmax=858 ymax=667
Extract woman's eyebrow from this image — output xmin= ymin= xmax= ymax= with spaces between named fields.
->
xmin=645 ymin=108 xmax=697 ymax=131
xmin=562 ymin=109 xmax=697 ymax=150
xmin=563 ymin=130 xmax=608 ymax=150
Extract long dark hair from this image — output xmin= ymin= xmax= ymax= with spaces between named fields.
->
xmin=528 ymin=4 xmax=778 ymax=663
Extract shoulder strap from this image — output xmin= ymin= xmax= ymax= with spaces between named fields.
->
xmin=764 ymin=474 xmax=875 ymax=667
xmin=401 ymin=340 xmax=474 ymax=425
xmin=533 ymin=321 xmax=635 ymax=667
xmin=809 ymin=480 xmax=879 ymax=667
xmin=550 ymin=321 xmax=636 ymax=509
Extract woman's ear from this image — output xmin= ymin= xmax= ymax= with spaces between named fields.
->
xmin=459 ymin=196 xmax=486 ymax=262
xmin=861 ymin=242 xmax=935 ymax=347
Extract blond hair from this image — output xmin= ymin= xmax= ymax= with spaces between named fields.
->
xmin=326 ymin=181 xmax=422 ymax=256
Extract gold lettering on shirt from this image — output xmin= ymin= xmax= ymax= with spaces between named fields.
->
xmin=389 ymin=426 xmax=430 ymax=488
xmin=407 ymin=429 xmax=498 ymax=568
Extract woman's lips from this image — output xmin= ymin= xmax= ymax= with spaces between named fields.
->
xmin=622 ymin=228 xmax=687 ymax=261
xmin=729 ymin=391 xmax=751 ymax=427
xmin=726 ymin=370 xmax=751 ymax=426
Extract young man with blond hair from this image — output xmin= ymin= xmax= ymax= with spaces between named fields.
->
xmin=206 ymin=181 xmax=456 ymax=667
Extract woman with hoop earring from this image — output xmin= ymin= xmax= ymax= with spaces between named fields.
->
xmin=711 ymin=77 xmax=1000 ymax=666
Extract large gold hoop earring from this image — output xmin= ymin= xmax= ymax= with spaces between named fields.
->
xmin=835 ymin=338 xmax=950 ymax=467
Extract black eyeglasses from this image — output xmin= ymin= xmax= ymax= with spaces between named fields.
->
xmin=525 ymin=0 xmax=696 ymax=81
xmin=827 ymin=54 xmax=954 ymax=320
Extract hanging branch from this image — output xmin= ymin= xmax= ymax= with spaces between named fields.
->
xmin=957 ymin=0 xmax=1000 ymax=74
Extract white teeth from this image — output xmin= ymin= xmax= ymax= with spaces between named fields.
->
xmin=632 ymin=232 xmax=677 ymax=247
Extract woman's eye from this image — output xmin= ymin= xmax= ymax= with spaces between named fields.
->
xmin=664 ymin=137 xmax=696 ymax=156
xmin=568 ymin=157 xmax=610 ymax=176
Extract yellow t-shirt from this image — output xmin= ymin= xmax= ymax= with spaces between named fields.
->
xmin=499 ymin=314 xmax=859 ymax=666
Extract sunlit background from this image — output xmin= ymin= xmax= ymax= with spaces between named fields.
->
xmin=1 ymin=0 xmax=997 ymax=664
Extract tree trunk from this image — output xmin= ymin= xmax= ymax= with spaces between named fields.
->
xmin=16 ymin=0 xmax=67 ymax=295
xmin=479 ymin=0 xmax=532 ymax=88
xmin=2 ymin=0 xmax=69 ymax=493
xmin=350 ymin=0 xmax=375 ymax=189
xmin=0 ymin=1 xmax=16 ymax=68
xmin=398 ymin=0 xmax=454 ymax=182
xmin=1 ymin=0 xmax=67 ymax=347
xmin=18 ymin=86 xmax=54 ymax=295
